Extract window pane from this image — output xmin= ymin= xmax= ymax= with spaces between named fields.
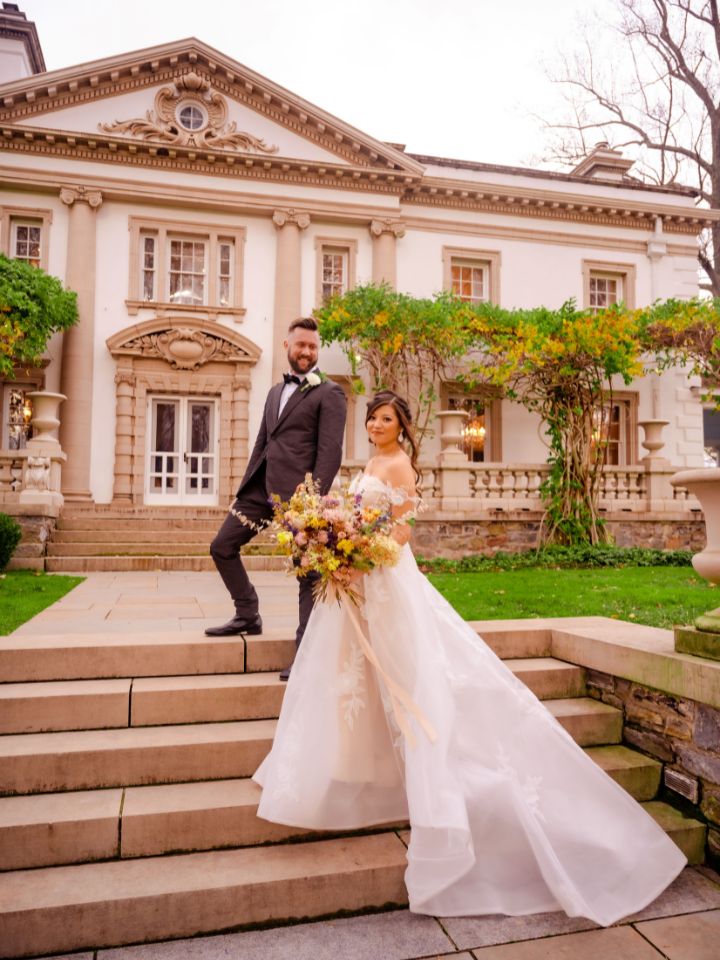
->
xmin=168 ymin=238 xmax=207 ymax=304
xmin=451 ymin=260 xmax=487 ymax=303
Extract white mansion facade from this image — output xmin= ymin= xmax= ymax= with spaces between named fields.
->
xmin=0 ymin=6 xmax=715 ymax=518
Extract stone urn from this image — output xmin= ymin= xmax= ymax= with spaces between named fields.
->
xmin=639 ymin=419 xmax=669 ymax=460
xmin=27 ymin=391 xmax=66 ymax=444
xmin=671 ymin=467 xmax=720 ymax=659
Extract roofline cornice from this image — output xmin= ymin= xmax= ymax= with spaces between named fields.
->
xmin=0 ymin=38 xmax=423 ymax=177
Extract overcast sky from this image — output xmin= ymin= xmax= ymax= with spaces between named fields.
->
xmin=20 ymin=0 xmax=615 ymax=168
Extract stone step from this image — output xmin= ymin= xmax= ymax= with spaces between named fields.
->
xmin=0 ymin=832 xmax=409 ymax=959
xmin=0 ymin=698 xmax=620 ymax=796
xmin=52 ymin=528 xmax=275 ymax=544
xmin=0 ymin=659 xmax=585 ymax=734
xmin=58 ymin=511 xmax=227 ymax=527
xmin=0 ymin=630 xmax=575 ymax=685
xmin=0 ymin=720 xmax=277 ymax=795
xmin=48 ymin=540 xmax=280 ymax=557
xmin=0 ymin=746 xmax=662 ymax=870
xmin=0 ymin=632 xmax=249 ymax=683
xmin=45 ymin=555 xmax=286 ymax=572
xmin=0 ymin=805 xmax=705 ymax=958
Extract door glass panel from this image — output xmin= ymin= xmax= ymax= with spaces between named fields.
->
xmin=186 ymin=402 xmax=214 ymax=494
xmin=149 ymin=400 xmax=179 ymax=492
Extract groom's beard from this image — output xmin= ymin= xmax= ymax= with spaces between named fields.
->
xmin=287 ymin=355 xmax=316 ymax=375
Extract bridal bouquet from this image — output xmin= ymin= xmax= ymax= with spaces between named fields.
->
xmin=270 ymin=475 xmax=401 ymax=602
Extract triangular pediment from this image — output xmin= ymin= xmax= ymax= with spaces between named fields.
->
xmin=0 ymin=38 xmax=422 ymax=178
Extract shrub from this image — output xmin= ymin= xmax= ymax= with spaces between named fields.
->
xmin=416 ymin=544 xmax=694 ymax=575
xmin=0 ymin=513 xmax=22 ymax=570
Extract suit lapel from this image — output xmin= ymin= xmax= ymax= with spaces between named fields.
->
xmin=272 ymin=379 xmax=315 ymax=432
xmin=268 ymin=383 xmax=284 ymax=430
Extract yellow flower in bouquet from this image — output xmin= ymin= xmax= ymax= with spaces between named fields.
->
xmin=270 ymin=475 xmax=405 ymax=602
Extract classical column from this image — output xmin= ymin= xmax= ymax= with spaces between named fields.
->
xmin=272 ymin=208 xmax=310 ymax=384
xmin=112 ymin=367 xmax=135 ymax=502
xmin=59 ymin=185 xmax=103 ymax=501
xmin=370 ymin=218 xmax=405 ymax=289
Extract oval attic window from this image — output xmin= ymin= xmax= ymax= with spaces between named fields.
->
xmin=177 ymin=103 xmax=206 ymax=131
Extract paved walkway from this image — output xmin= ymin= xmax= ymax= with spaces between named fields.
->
xmin=22 ymin=572 xmax=720 ymax=960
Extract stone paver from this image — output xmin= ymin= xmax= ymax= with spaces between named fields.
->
xmin=98 ymin=910 xmax=454 ymax=960
xmin=472 ymin=925 xmax=663 ymax=958
xmin=635 ymin=908 xmax=720 ymax=960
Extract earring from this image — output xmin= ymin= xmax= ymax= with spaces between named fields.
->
xmin=398 ymin=432 xmax=405 ymax=442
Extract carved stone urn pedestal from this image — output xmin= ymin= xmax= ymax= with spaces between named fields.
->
xmin=671 ymin=467 xmax=720 ymax=660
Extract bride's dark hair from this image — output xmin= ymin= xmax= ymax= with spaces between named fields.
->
xmin=365 ymin=390 xmax=421 ymax=485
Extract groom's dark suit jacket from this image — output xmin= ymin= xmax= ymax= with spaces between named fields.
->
xmin=237 ymin=376 xmax=347 ymax=502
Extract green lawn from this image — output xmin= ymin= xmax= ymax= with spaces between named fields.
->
xmin=0 ymin=570 xmax=84 ymax=634
xmin=429 ymin=567 xmax=715 ymax=629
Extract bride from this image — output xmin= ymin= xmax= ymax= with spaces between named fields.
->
xmin=254 ymin=390 xmax=686 ymax=927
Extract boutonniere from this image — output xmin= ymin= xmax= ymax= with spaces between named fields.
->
xmin=301 ymin=371 xmax=327 ymax=391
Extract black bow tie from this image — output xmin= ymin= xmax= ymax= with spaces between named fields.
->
xmin=283 ymin=373 xmax=302 ymax=385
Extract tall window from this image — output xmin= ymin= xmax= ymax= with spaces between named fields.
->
xmin=168 ymin=238 xmax=207 ymax=305
xmin=443 ymin=389 xmax=502 ymax=462
xmin=321 ymin=248 xmax=348 ymax=301
xmin=314 ymin=238 xmax=357 ymax=306
xmin=451 ymin=260 xmax=488 ymax=304
xmin=12 ymin=222 xmax=42 ymax=268
xmin=591 ymin=394 xmax=638 ymax=465
xmin=2 ymin=386 xmax=34 ymax=450
xmin=128 ymin=218 xmax=245 ymax=319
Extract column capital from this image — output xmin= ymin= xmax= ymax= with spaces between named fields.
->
xmin=272 ymin=208 xmax=310 ymax=230
xmin=370 ymin=218 xmax=405 ymax=239
xmin=114 ymin=370 xmax=136 ymax=387
xmin=60 ymin=185 xmax=103 ymax=209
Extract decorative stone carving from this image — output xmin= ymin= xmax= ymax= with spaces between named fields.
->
xmin=370 ymin=218 xmax=406 ymax=239
xmin=25 ymin=455 xmax=51 ymax=492
xmin=272 ymin=209 xmax=311 ymax=230
xmin=100 ymin=71 xmax=279 ymax=153
xmin=59 ymin=186 xmax=103 ymax=209
xmin=122 ymin=326 xmax=252 ymax=369
xmin=114 ymin=370 xmax=136 ymax=387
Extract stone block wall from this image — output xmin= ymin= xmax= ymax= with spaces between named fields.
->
xmin=412 ymin=515 xmax=706 ymax=559
xmin=2 ymin=504 xmax=58 ymax=571
xmin=586 ymin=669 xmax=720 ymax=869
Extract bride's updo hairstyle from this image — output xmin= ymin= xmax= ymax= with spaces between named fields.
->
xmin=365 ymin=390 xmax=421 ymax=484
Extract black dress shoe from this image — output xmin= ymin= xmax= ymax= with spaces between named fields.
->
xmin=205 ymin=614 xmax=262 ymax=637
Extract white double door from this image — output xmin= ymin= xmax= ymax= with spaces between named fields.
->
xmin=146 ymin=395 xmax=219 ymax=506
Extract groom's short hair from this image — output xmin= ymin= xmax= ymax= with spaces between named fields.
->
xmin=288 ymin=316 xmax=318 ymax=334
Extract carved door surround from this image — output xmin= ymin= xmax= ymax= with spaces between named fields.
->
xmin=106 ymin=317 xmax=261 ymax=505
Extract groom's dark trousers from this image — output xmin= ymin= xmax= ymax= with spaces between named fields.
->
xmin=209 ymin=464 xmax=316 ymax=644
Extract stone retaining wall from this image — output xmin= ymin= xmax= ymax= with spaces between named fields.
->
xmin=2 ymin=504 xmax=58 ymax=571
xmin=586 ymin=668 xmax=720 ymax=868
xmin=412 ymin=514 xmax=706 ymax=558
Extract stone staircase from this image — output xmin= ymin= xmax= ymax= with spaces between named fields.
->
xmin=45 ymin=505 xmax=285 ymax=572
xmin=0 ymin=623 xmax=707 ymax=958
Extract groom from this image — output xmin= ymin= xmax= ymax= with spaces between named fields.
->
xmin=206 ymin=316 xmax=347 ymax=679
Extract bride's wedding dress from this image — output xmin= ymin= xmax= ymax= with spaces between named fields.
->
xmin=254 ymin=474 xmax=686 ymax=926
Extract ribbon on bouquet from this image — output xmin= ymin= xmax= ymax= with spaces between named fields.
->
xmin=340 ymin=592 xmax=437 ymax=750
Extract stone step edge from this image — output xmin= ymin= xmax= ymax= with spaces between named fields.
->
xmin=0 ymin=832 xmax=410 ymax=959
xmin=0 ymin=745 xmax=664 ymax=869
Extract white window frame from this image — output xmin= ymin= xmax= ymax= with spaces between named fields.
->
xmin=582 ymin=260 xmax=636 ymax=312
xmin=442 ymin=246 xmax=501 ymax=305
xmin=314 ymin=237 xmax=358 ymax=307
xmin=0 ymin=207 xmax=52 ymax=270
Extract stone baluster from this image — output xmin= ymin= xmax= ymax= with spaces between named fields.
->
xmin=514 ymin=468 xmax=529 ymax=501
xmin=369 ymin=219 xmax=405 ymax=289
xmin=272 ymin=209 xmax=310 ymax=384
xmin=59 ymin=185 xmax=102 ymax=501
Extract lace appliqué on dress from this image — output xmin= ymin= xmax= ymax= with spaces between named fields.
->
xmin=270 ymin=725 xmax=302 ymax=803
xmin=338 ymin=638 xmax=366 ymax=729
xmin=496 ymin=744 xmax=545 ymax=823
